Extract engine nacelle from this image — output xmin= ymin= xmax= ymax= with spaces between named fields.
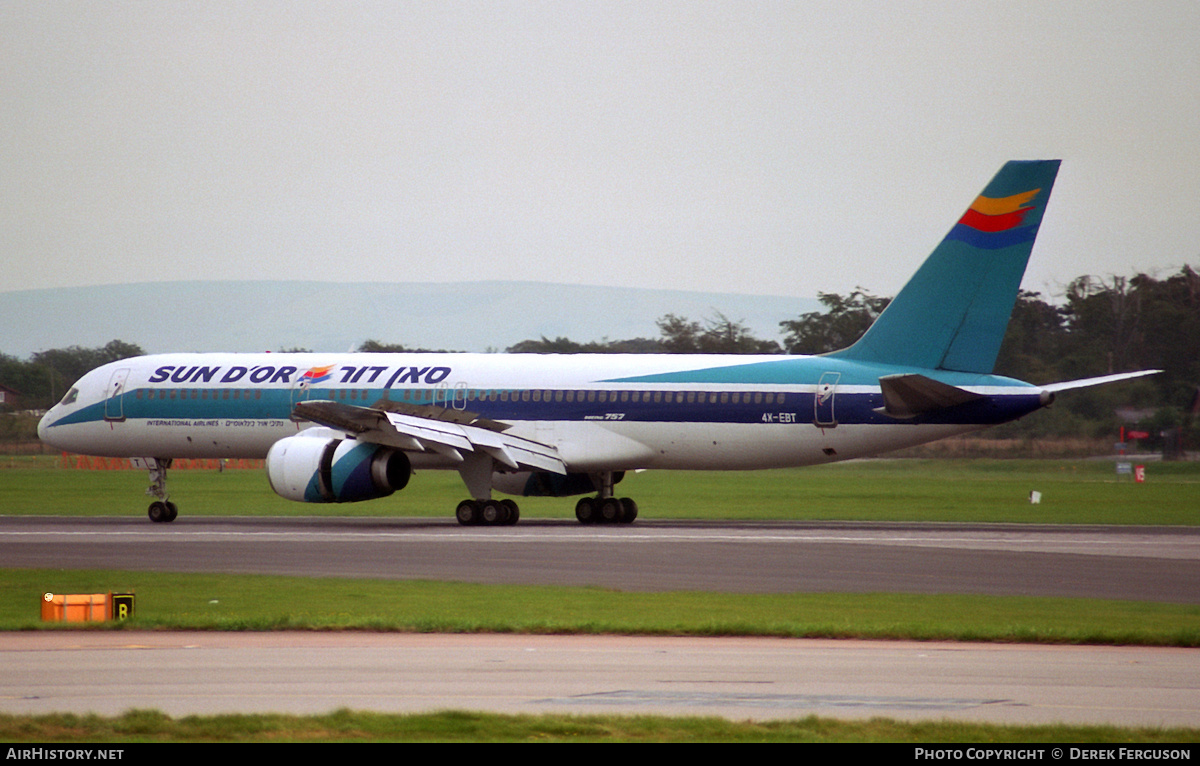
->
xmin=266 ymin=435 xmax=411 ymax=503
xmin=491 ymin=471 xmax=623 ymax=498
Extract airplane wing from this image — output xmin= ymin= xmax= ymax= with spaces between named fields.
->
xmin=292 ymin=399 xmax=566 ymax=475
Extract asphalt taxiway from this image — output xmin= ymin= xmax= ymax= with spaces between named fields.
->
xmin=2 ymin=516 xmax=1198 ymax=602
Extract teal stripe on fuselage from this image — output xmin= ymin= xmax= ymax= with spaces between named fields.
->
xmin=602 ymin=355 xmax=1034 ymax=389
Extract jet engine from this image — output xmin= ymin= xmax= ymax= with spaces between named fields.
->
xmin=266 ymin=435 xmax=411 ymax=503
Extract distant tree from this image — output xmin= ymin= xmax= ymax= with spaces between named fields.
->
xmin=1056 ymin=267 xmax=1200 ymax=404
xmin=779 ymin=289 xmax=890 ymax=354
xmin=655 ymin=312 xmax=781 ymax=354
xmin=504 ymin=313 xmax=780 ymax=355
xmin=603 ymin=337 xmax=668 ymax=354
xmin=993 ymin=291 xmax=1068 ymax=384
xmin=31 ymin=340 xmax=144 ymax=386
xmin=357 ymin=339 xmax=457 ymax=353
xmin=0 ymin=354 xmax=42 ymax=411
xmin=506 ymin=336 xmax=664 ymax=354
xmin=1060 ymin=275 xmax=1143 ymax=379
xmin=0 ymin=340 xmax=145 ymax=409
xmin=31 ymin=340 xmax=145 ymax=406
xmin=1122 ymin=267 xmax=1200 ymax=405
xmin=507 ymin=336 xmax=603 ymax=354
xmin=697 ymin=313 xmax=783 ymax=354
xmin=358 ymin=340 xmax=413 ymax=353
xmin=655 ymin=314 xmax=703 ymax=353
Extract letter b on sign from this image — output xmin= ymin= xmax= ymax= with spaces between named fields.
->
xmin=112 ymin=593 xmax=135 ymax=620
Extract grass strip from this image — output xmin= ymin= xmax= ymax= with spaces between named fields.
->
xmin=4 ymin=456 xmax=1198 ymax=525
xmin=6 ymin=569 xmax=1199 ymax=646
xmin=1 ymin=708 xmax=1197 ymax=743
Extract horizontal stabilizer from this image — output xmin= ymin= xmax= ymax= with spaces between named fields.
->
xmin=1040 ymin=370 xmax=1161 ymax=394
xmin=876 ymin=374 xmax=985 ymax=419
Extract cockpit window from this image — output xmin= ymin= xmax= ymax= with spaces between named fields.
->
xmin=60 ymin=388 xmax=79 ymax=406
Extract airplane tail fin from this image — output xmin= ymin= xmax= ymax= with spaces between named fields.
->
xmin=830 ymin=160 xmax=1061 ymax=374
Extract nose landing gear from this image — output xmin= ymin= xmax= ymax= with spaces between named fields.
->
xmin=143 ymin=458 xmax=178 ymax=523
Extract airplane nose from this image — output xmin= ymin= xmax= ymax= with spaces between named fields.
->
xmin=37 ymin=408 xmax=54 ymax=445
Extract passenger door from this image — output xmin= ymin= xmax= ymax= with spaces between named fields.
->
xmin=814 ymin=372 xmax=839 ymax=427
xmin=104 ymin=368 xmax=130 ymax=422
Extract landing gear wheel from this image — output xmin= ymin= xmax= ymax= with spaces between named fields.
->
xmin=481 ymin=500 xmax=506 ymax=525
xmin=575 ymin=496 xmax=596 ymax=524
xmin=148 ymin=501 xmax=168 ymax=523
xmin=455 ymin=499 xmax=480 ymax=526
xmin=501 ymin=499 xmax=520 ymax=526
xmin=164 ymin=501 xmax=178 ymax=522
xmin=619 ymin=497 xmax=638 ymax=524
xmin=599 ymin=497 xmax=624 ymax=524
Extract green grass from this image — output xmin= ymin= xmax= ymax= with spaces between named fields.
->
xmin=6 ymin=569 xmax=1200 ymax=645
xmin=630 ymin=459 xmax=1200 ymax=525
xmin=4 ymin=455 xmax=1200 ymax=524
xmin=2 ymin=708 xmax=1197 ymax=743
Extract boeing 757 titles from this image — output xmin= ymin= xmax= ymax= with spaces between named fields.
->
xmin=38 ymin=161 xmax=1157 ymax=525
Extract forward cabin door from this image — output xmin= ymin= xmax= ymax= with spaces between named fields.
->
xmin=104 ymin=368 xmax=130 ymax=422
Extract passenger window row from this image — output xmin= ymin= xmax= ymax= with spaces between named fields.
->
xmin=134 ymin=387 xmax=788 ymax=406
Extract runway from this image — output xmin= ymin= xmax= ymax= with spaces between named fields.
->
xmin=3 ymin=515 xmax=1199 ymax=728
xmin=3 ymin=631 xmax=1199 ymax=727
xmin=2 ymin=516 xmax=1199 ymax=602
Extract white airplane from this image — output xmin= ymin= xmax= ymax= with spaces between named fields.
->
xmin=38 ymin=160 xmax=1156 ymax=525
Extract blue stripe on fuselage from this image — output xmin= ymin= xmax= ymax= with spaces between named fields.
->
xmin=42 ymin=378 xmax=1044 ymax=431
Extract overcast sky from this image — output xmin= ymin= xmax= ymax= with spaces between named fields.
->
xmin=3 ymin=1 xmax=1198 ymax=303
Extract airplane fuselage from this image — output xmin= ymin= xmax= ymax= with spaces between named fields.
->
xmin=39 ymin=351 xmax=1044 ymax=471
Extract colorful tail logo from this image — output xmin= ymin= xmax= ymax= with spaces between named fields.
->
xmin=946 ymin=188 xmax=1043 ymax=250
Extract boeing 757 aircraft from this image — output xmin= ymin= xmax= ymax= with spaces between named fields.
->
xmin=38 ymin=161 xmax=1156 ymax=525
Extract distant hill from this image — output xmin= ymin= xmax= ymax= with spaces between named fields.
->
xmin=0 ymin=281 xmax=818 ymax=358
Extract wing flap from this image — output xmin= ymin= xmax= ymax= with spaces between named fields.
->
xmin=293 ymin=400 xmax=565 ymax=474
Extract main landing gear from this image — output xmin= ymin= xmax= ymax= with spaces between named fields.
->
xmin=454 ymin=454 xmax=521 ymax=526
xmin=452 ymin=495 xmax=638 ymax=525
xmin=144 ymin=458 xmax=178 ymax=523
xmin=455 ymin=498 xmax=520 ymax=526
xmin=573 ymin=470 xmax=637 ymax=524
xmin=452 ymin=466 xmax=638 ymax=526
xmin=575 ymin=470 xmax=636 ymax=524
xmin=451 ymin=470 xmax=638 ymax=530
xmin=574 ymin=495 xmax=638 ymax=524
